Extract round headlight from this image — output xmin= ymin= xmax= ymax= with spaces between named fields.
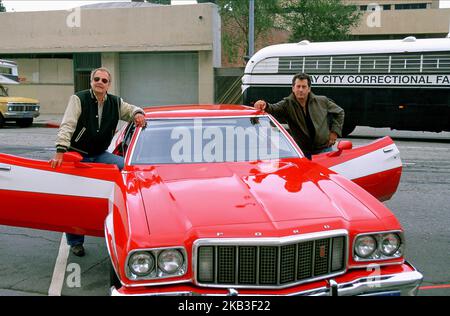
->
xmin=158 ymin=249 xmax=184 ymax=274
xmin=380 ymin=233 xmax=401 ymax=256
xmin=128 ymin=252 xmax=155 ymax=276
xmin=355 ymin=235 xmax=377 ymax=258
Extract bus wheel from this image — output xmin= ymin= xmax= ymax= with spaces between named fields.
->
xmin=342 ymin=123 xmax=356 ymax=137
xmin=16 ymin=118 xmax=33 ymax=128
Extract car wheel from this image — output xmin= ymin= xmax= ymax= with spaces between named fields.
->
xmin=16 ymin=118 xmax=33 ymax=128
xmin=0 ymin=114 xmax=4 ymax=128
xmin=109 ymin=260 xmax=122 ymax=290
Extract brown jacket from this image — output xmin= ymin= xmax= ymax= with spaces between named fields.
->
xmin=266 ymin=92 xmax=344 ymax=155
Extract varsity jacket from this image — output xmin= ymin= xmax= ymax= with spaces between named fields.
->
xmin=56 ymin=89 xmax=144 ymax=156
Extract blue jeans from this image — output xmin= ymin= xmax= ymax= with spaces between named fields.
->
xmin=66 ymin=151 xmax=124 ymax=247
xmin=318 ymin=146 xmax=333 ymax=154
xmin=79 ymin=151 xmax=125 ymax=170
xmin=305 ymin=146 xmax=333 ymax=160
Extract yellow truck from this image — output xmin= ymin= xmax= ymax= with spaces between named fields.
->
xmin=0 ymin=59 xmax=40 ymax=128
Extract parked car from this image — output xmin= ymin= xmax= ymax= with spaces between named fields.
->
xmin=0 ymin=84 xmax=40 ymax=128
xmin=0 ymin=105 xmax=423 ymax=296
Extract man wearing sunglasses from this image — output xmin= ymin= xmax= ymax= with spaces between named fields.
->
xmin=50 ymin=67 xmax=146 ymax=257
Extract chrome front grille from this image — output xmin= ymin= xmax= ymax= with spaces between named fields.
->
xmin=7 ymin=104 xmax=39 ymax=112
xmin=195 ymin=232 xmax=347 ymax=289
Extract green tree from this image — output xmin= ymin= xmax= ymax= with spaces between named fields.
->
xmin=281 ymin=0 xmax=362 ymax=42
xmin=0 ymin=0 xmax=6 ymax=12
xmin=216 ymin=0 xmax=280 ymax=65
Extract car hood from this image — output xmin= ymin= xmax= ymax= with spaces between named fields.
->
xmin=0 ymin=97 xmax=39 ymax=104
xmin=135 ymin=160 xmax=380 ymax=235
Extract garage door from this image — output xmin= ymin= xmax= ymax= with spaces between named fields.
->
xmin=120 ymin=52 xmax=199 ymax=107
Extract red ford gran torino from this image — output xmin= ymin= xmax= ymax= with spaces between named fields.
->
xmin=0 ymin=105 xmax=423 ymax=296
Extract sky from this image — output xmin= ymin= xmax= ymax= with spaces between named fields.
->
xmin=2 ymin=0 xmax=198 ymax=12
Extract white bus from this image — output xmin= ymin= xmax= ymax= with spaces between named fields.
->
xmin=0 ymin=59 xmax=19 ymax=84
xmin=242 ymin=37 xmax=450 ymax=135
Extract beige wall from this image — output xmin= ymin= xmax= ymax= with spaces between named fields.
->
xmin=0 ymin=4 xmax=220 ymax=112
xmin=345 ymin=0 xmax=437 ymax=8
xmin=345 ymin=0 xmax=448 ymax=36
xmin=0 ymin=4 xmax=217 ymax=54
xmin=352 ymin=8 xmax=450 ymax=35
xmin=6 ymin=84 xmax=74 ymax=114
xmin=101 ymin=53 xmax=120 ymax=95
xmin=5 ymin=51 xmax=218 ymax=113
xmin=4 ymin=58 xmax=74 ymax=114
xmin=16 ymin=59 xmax=73 ymax=85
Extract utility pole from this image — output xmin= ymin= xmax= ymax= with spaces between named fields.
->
xmin=248 ymin=0 xmax=255 ymax=58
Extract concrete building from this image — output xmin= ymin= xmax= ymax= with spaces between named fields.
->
xmin=347 ymin=0 xmax=439 ymax=10
xmin=0 ymin=2 xmax=221 ymax=114
xmin=346 ymin=0 xmax=450 ymax=39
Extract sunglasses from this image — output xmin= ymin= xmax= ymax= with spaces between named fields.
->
xmin=93 ymin=77 xmax=109 ymax=84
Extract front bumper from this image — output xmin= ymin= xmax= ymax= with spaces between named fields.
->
xmin=111 ymin=262 xmax=423 ymax=296
xmin=4 ymin=111 xmax=40 ymax=119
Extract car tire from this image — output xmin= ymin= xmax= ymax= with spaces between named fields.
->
xmin=109 ymin=260 xmax=122 ymax=290
xmin=16 ymin=118 xmax=33 ymax=128
xmin=0 ymin=114 xmax=4 ymax=128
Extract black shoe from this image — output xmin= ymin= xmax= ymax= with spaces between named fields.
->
xmin=71 ymin=244 xmax=85 ymax=257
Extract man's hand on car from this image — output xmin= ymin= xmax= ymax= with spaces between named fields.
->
xmin=328 ymin=131 xmax=338 ymax=147
xmin=50 ymin=152 xmax=64 ymax=168
xmin=254 ymin=100 xmax=267 ymax=111
xmin=134 ymin=113 xmax=147 ymax=128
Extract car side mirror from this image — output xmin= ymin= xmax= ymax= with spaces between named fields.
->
xmin=327 ymin=141 xmax=353 ymax=157
xmin=63 ymin=152 xmax=91 ymax=168
xmin=337 ymin=141 xmax=353 ymax=151
xmin=63 ymin=152 xmax=83 ymax=163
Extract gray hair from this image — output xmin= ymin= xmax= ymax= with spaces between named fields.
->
xmin=90 ymin=67 xmax=112 ymax=82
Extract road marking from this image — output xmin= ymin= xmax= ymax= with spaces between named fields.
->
xmin=419 ymin=284 xmax=450 ymax=291
xmin=48 ymin=234 xmax=70 ymax=296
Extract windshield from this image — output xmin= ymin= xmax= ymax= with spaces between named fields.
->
xmin=131 ymin=116 xmax=299 ymax=165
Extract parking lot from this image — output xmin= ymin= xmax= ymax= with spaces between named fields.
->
xmin=0 ymin=123 xmax=449 ymax=296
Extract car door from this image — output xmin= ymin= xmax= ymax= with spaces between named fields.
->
xmin=0 ymin=153 xmax=123 ymax=237
xmin=312 ymin=136 xmax=402 ymax=202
